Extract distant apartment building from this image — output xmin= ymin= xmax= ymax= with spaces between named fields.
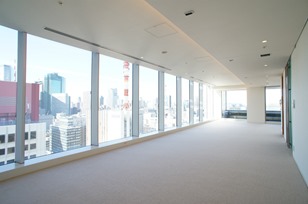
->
xmin=50 ymin=113 xmax=86 ymax=153
xmin=0 ymin=123 xmax=46 ymax=166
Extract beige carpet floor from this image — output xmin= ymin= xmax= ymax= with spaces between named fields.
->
xmin=0 ymin=119 xmax=308 ymax=204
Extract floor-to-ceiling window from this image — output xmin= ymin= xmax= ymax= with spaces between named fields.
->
xmin=27 ymin=34 xmax=91 ymax=157
xmin=182 ymin=79 xmax=189 ymax=126
xmin=223 ymin=90 xmax=247 ymax=119
xmin=266 ymin=87 xmax=281 ymax=122
xmin=99 ymin=55 xmax=132 ymax=142
xmin=0 ymin=26 xmax=220 ymax=171
xmin=139 ymin=66 xmax=158 ymax=135
xmin=164 ymin=73 xmax=176 ymax=130
xmin=0 ymin=25 xmax=18 ymax=166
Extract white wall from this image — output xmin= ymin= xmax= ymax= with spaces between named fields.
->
xmin=291 ymin=23 xmax=308 ymax=186
xmin=247 ymin=87 xmax=265 ymax=123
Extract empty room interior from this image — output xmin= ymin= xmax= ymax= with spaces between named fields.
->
xmin=0 ymin=0 xmax=308 ymax=203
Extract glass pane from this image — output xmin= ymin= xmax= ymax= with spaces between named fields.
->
xmin=225 ymin=90 xmax=247 ymax=119
xmin=27 ymin=34 xmax=91 ymax=158
xmin=226 ymin=90 xmax=247 ymax=110
xmin=164 ymin=73 xmax=176 ymax=129
xmin=266 ymin=87 xmax=281 ymax=111
xmin=266 ymin=87 xmax=281 ymax=122
xmin=99 ymin=55 xmax=132 ymax=142
xmin=139 ymin=66 xmax=158 ymax=135
xmin=182 ymin=79 xmax=189 ymax=126
xmin=194 ymin=82 xmax=199 ymax=123
xmin=0 ymin=25 xmax=17 ymax=166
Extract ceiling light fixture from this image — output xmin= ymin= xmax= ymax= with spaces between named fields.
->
xmin=262 ymin=40 xmax=267 ymax=43
xmin=264 ymin=64 xmax=268 ymax=67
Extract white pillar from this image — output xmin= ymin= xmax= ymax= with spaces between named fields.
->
xmin=15 ymin=31 xmax=27 ymax=164
xmin=91 ymin=52 xmax=99 ymax=146
xmin=158 ymin=71 xmax=164 ymax=131
xmin=176 ymin=77 xmax=182 ymax=127
xmin=189 ymin=80 xmax=194 ymax=124
xmin=132 ymin=63 xmax=139 ymax=137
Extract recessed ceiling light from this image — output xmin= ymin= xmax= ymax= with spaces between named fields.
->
xmin=140 ymin=56 xmax=144 ymax=59
xmin=262 ymin=40 xmax=267 ymax=43
xmin=264 ymin=64 xmax=268 ymax=67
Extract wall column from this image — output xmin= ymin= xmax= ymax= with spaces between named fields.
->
xmin=15 ymin=31 xmax=27 ymax=164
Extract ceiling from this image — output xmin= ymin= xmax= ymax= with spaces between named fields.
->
xmin=0 ymin=0 xmax=307 ymax=88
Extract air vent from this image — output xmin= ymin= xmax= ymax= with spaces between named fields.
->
xmin=185 ymin=10 xmax=195 ymax=16
xmin=260 ymin=53 xmax=271 ymax=57
xmin=44 ymin=27 xmax=172 ymax=71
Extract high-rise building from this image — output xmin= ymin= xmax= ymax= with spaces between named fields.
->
xmin=0 ymin=64 xmax=16 ymax=82
xmin=41 ymin=73 xmax=66 ymax=115
xmin=50 ymin=93 xmax=70 ymax=116
xmin=99 ymin=96 xmax=104 ymax=107
xmin=50 ymin=113 xmax=86 ymax=153
xmin=108 ymin=88 xmax=119 ymax=109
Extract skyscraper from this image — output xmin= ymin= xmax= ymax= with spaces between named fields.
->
xmin=41 ymin=73 xmax=66 ymax=115
xmin=0 ymin=64 xmax=16 ymax=82
xmin=108 ymin=88 xmax=119 ymax=109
